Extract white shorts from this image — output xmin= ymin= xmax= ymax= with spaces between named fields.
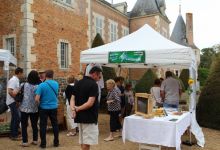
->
xmin=78 ymin=123 xmax=99 ymax=145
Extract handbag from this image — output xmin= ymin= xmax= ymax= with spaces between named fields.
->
xmin=14 ymin=83 xmax=25 ymax=103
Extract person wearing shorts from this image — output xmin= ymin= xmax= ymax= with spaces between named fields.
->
xmin=70 ymin=66 xmax=102 ymax=150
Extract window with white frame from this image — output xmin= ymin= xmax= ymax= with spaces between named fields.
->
xmin=122 ymin=27 xmax=129 ymax=37
xmin=60 ymin=42 xmax=69 ymax=69
xmin=110 ymin=22 xmax=117 ymax=42
xmin=6 ymin=37 xmax=15 ymax=56
xmin=95 ymin=17 xmax=103 ymax=37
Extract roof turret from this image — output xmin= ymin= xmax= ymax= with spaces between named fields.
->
xmin=170 ymin=14 xmax=189 ymax=47
xmin=130 ymin=0 xmax=168 ymax=18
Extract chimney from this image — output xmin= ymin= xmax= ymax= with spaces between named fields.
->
xmin=186 ymin=13 xmax=194 ymax=46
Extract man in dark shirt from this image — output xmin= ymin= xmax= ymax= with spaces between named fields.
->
xmin=70 ymin=66 xmax=102 ymax=150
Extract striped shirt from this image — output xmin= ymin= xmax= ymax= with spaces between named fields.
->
xmin=106 ymin=87 xmax=121 ymax=111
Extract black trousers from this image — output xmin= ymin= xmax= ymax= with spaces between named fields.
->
xmin=109 ymin=111 xmax=122 ymax=132
xmin=39 ymin=108 xmax=59 ymax=147
xmin=21 ymin=112 xmax=38 ymax=143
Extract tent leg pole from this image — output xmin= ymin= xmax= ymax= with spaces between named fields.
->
xmin=190 ymin=128 xmax=192 ymax=143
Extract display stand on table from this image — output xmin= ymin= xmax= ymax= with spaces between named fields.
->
xmin=135 ymin=93 xmax=161 ymax=150
xmin=135 ymin=93 xmax=154 ymax=119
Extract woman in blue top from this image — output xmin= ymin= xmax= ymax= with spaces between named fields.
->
xmin=19 ymin=70 xmax=41 ymax=147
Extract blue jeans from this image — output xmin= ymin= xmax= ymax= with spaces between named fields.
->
xmin=163 ymin=102 xmax=179 ymax=109
xmin=39 ymin=108 xmax=59 ymax=147
xmin=21 ymin=112 xmax=38 ymax=143
xmin=8 ymin=102 xmax=20 ymax=138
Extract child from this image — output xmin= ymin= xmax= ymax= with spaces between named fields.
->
xmin=150 ymin=79 xmax=163 ymax=107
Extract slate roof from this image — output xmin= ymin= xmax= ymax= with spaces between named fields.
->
xmin=170 ymin=14 xmax=189 ymax=47
xmin=130 ymin=0 xmax=168 ymax=18
xmin=170 ymin=13 xmax=198 ymax=49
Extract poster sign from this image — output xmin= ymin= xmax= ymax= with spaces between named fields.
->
xmin=108 ymin=51 xmax=145 ymax=63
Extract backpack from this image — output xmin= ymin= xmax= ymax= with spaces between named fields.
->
xmin=14 ymin=83 xmax=25 ymax=103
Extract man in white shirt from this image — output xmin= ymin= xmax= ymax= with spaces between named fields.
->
xmin=7 ymin=67 xmax=23 ymax=140
xmin=161 ymin=71 xmax=182 ymax=109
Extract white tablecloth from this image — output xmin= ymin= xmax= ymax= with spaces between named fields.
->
xmin=122 ymin=112 xmax=190 ymax=150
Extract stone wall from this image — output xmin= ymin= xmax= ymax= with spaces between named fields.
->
xmin=0 ymin=0 xmax=23 ymax=66
xmin=31 ymin=0 xmax=88 ymax=77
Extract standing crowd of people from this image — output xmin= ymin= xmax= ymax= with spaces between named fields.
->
xmin=6 ymin=65 xmax=181 ymax=150
xmin=150 ymin=71 xmax=182 ymax=109
xmin=6 ymin=68 xmax=60 ymax=148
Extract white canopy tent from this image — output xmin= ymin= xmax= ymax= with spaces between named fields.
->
xmin=81 ymin=24 xmax=196 ymax=70
xmin=0 ymin=49 xmax=17 ymax=92
xmin=0 ymin=49 xmax=17 ymax=68
xmin=80 ymin=24 xmax=204 ymax=147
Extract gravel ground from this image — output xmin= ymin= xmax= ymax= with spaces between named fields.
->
xmin=0 ymin=113 xmax=219 ymax=150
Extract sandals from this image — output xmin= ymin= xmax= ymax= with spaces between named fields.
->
xmin=104 ymin=137 xmax=114 ymax=142
xmin=113 ymin=134 xmax=122 ymax=138
xmin=67 ymin=132 xmax=77 ymax=136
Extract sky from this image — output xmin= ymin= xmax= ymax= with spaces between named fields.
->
xmin=106 ymin=0 xmax=220 ymax=49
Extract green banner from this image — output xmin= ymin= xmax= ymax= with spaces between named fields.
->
xmin=108 ymin=51 xmax=145 ymax=63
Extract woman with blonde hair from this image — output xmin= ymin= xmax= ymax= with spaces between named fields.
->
xmin=104 ymin=79 xmax=121 ymax=142
xmin=64 ymin=75 xmax=77 ymax=136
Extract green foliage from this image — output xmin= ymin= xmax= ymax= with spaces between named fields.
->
xmin=197 ymin=53 xmax=220 ymax=130
xmin=198 ymin=67 xmax=210 ymax=86
xmin=102 ymin=66 xmax=117 ymax=83
xmin=200 ymin=47 xmax=217 ymax=68
xmin=179 ymin=69 xmax=189 ymax=90
xmin=134 ymin=69 xmax=157 ymax=93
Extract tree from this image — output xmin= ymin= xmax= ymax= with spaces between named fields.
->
xmin=135 ymin=69 xmax=157 ymax=93
xmin=198 ymin=68 xmax=209 ymax=87
xmin=179 ymin=69 xmax=189 ymax=90
xmin=200 ymin=48 xmax=217 ymax=68
xmin=197 ymin=52 xmax=220 ymax=130
xmin=213 ymin=43 xmax=220 ymax=53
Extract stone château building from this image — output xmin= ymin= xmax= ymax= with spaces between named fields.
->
xmin=0 ymin=0 xmax=200 ymax=87
xmin=0 ymin=0 xmax=170 ymax=80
